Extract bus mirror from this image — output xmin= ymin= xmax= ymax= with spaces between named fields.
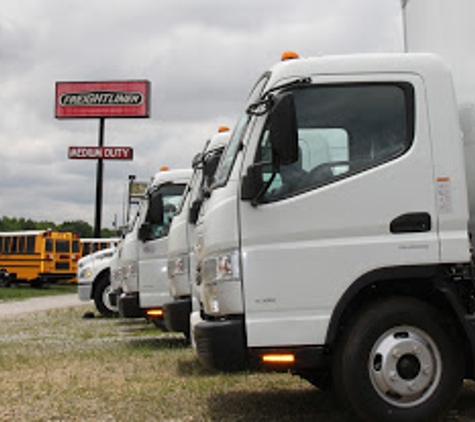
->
xmin=148 ymin=191 xmax=164 ymax=225
xmin=268 ymin=92 xmax=299 ymax=165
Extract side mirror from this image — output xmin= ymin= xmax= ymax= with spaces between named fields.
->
xmin=147 ymin=191 xmax=164 ymax=225
xmin=138 ymin=222 xmax=151 ymax=242
xmin=203 ymin=152 xmax=221 ymax=185
xmin=268 ymin=93 xmax=299 ymax=165
xmin=189 ymin=198 xmax=202 ymax=225
xmin=192 ymin=152 xmax=203 ymax=169
xmin=241 ymin=163 xmax=265 ymax=202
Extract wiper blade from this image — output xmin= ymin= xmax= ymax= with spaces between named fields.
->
xmin=246 ymin=77 xmax=311 ymax=116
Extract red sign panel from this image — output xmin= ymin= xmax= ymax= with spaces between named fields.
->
xmin=56 ymin=81 xmax=150 ymax=118
xmin=68 ymin=147 xmax=134 ymax=160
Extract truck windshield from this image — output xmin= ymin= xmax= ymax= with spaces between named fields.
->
xmin=213 ymin=73 xmax=270 ymax=188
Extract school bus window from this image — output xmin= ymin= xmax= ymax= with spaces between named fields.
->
xmin=11 ymin=237 xmax=18 ymax=253
xmin=26 ymin=236 xmax=35 ymax=253
xmin=72 ymin=240 xmax=80 ymax=253
xmin=19 ymin=236 xmax=25 ymax=253
xmin=82 ymin=243 xmax=91 ymax=256
xmin=4 ymin=237 xmax=11 ymax=253
xmin=56 ymin=240 xmax=69 ymax=253
xmin=46 ymin=238 xmax=53 ymax=252
xmin=0 ymin=237 xmax=3 ymax=253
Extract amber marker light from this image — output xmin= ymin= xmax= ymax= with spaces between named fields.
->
xmin=159 ymin=166 xmax=169 ymax=171
xmin=262 ymin=354 xmax=295 ymax=364
xmin=218 ymin=125 xmax=230 ymax=133
xmin=281 ymin=51 xmax=299 ymax=61
xmin=147 ymin=309 xmax=164 ymax=317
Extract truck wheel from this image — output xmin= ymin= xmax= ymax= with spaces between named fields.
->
xmin=93 ymin=275 xmax=118 ymax=317
xmin=332 ymin=297 xmax=464 ymax=422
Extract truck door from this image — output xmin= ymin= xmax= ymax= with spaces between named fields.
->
xmin=239 ymin=76 xmax=440 ymax=348
xmin=138 ymin=183 xmax=187 ymax=309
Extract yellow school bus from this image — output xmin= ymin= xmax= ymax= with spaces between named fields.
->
xmin=80 ymin=238 xmax=120 ymax=258
xmin=0 ymin=230 xmax=80 ymax=287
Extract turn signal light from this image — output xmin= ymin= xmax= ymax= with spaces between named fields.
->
xmin=262 ymin=354 xmax=295 ymax=363
xmin=147 ymin=309 xmax=164 ymax=317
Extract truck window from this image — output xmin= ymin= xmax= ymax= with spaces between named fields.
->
xmin=259 ymin=83 xmax=414 ymax=201
xmin=148 ymin=184 xmax=187 ymax=240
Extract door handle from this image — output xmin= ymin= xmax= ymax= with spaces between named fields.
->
xmin=390 ymin=213 xmax=431 ymax=234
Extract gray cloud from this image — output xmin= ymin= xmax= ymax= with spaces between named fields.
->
xmin=0 ymin=0 xmax=403 ymax=227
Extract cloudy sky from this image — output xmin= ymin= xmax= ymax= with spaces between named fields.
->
xmin=0 ymin=0 xmax=403 ymax=230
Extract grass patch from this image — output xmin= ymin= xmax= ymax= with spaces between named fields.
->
xmin=0 ymin=283 xmax=76 ymax=302
xmin=0 ymin=305 xmax=473 ymax=421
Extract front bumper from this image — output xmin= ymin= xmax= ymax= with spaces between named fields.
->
xmin=77 ymin=282 xmax=93 ymax=302
xmin=118 ymin=292 xmax=143 ymax=318
xmin=163 ymin=297 xmax=192 ymax=335
xmin=193 ymin=315 xmax=247 ymax=372
xmin=193 ymin=314 xmax=329 ymax=374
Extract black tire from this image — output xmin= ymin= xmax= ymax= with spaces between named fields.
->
xmin=93 ymin=275 xmax=118 ymax=317
xmin=296 ymin=370 xmax=332 ymax=391
xmin=332 ymin=297 xmax=464 ymax=422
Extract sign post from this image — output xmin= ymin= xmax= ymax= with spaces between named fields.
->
xmin=56 ymin=80 xmax=150 ymax=237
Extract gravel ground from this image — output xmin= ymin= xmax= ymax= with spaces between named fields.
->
xmin=0 ymin=294 xmax=87 ymax=319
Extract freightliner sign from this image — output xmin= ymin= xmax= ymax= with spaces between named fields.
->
xmin=55 ymin=80 xmax=150 ymax=118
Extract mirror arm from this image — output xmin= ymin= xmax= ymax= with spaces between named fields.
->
xmin=251 ymin=168 xmax=276 ymax=207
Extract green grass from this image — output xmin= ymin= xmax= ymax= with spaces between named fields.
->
xmin=0 ymin=305 xmax=473 ymax=421
xmin=0 ymin=283 xmax=76 ymax=302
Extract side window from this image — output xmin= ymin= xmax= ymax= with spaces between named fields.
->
xmin=259 ymin=83 xmax=413 ymax=201
xmin=45 ymin=239 xmax=53 ymax=253
xmin=4 ymin=237 xmax=11 ymax=253
xmin=11 ymin=236 xmax=18 ymax=254
xmin=19 ymin=236 xmax=25 ymax=253
xmin=148 ymin=184 xmax=187 ymax=240
xmin=26 ymin=236 xmax=36 ymax=253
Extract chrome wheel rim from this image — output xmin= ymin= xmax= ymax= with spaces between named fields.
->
xmin=369 ymin=325 xmax=442 ymax=408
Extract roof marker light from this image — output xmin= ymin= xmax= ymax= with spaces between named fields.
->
xmin=281 ymin=51 xmax=299 ymax=61
xmin=159 ymin=166 xmax=169 ymax=172
xmin=218 ymin=126 xmax=230 ymax=133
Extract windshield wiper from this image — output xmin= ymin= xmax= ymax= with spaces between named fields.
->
xmin=246 ymin=77 xmax=311 ymax=116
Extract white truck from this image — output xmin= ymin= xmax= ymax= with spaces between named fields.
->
xmin=164 ymin=128 xmax=230 ymax=338
xmin=77 ymin=241 xmax=119 ymax=316
xmin=190 ymin=5 xmax=475 ymax=422
xmin=117 ymin=167 xmax=192 ymax=327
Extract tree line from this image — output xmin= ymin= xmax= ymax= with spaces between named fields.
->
xmin=0 ymin=216 xmax=118 ymax=239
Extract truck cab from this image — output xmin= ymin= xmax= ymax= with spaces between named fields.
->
xmin=117 ymin=168 xmax=191 ymax=325
xmin=191 ymin=52 xmax=475 ymax=421
xmin=164 ymin=128 xmax=230 ymax=338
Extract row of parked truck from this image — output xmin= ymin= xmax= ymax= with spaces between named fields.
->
xmin=77 ymin=1 xmax=475 ymax=420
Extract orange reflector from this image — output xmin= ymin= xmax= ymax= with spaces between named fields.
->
xmin=262 ymin=354 xmax=295 ymax=363
xmin=218 ymin=125 xmax=230 ymax=133
xmin=281 ymin=51 xmax=299 ymax=61
xmin=147 ymin=309 xmax=164 ymax=317
xmin=159 ymin=166 xmax=169 ymax=171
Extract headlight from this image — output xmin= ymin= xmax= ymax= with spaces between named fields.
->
xmin=168 ymin=254 xmax=188 ymax=278
xmin=79 ymin=267 xmax=92 ymax=279
xmin=202 ymin=250 xmax=240 ymax=284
